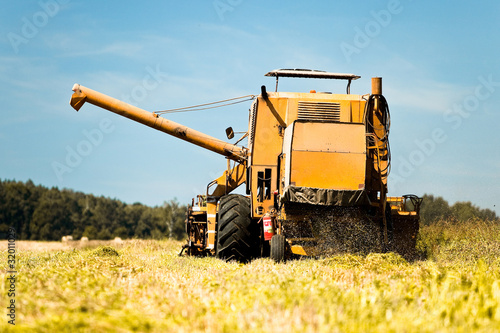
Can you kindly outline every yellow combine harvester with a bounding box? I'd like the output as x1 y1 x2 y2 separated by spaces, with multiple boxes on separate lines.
70 69 421 262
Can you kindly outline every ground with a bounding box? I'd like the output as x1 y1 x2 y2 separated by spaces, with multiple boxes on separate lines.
1 220 499 332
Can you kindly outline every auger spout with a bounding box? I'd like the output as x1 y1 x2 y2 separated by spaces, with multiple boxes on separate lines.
70 84 247 163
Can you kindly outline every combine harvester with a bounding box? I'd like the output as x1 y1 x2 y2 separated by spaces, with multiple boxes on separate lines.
70 69 421 262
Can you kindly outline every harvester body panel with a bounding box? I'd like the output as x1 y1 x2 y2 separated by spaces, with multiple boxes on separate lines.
285 121 366 191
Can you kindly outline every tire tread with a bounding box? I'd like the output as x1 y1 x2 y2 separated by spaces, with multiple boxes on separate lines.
216 194 259 263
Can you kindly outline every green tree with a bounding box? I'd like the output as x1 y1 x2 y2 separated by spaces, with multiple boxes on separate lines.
451 201 498 222
0 178 188 241
135 208 156 238
123 203 147 238
0 179 42 239
163 199 187 240
419 194 452 225
30 188 75 240
114 226 129 239
83 225 98 239
420 194 498 225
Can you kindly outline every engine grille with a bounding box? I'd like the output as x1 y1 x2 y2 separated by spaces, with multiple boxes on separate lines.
297 101 341 121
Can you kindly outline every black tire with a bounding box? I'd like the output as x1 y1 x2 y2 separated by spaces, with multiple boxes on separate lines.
216 194 259 263
270 234 286 263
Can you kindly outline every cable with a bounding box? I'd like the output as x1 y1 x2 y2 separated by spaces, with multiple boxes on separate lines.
364 94 392 180
234 132 248 146
153 95 256 114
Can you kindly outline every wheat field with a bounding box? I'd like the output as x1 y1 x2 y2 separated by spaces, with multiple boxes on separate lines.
1 220 500 332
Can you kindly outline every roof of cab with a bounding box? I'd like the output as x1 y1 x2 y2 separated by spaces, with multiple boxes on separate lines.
265 69 360 80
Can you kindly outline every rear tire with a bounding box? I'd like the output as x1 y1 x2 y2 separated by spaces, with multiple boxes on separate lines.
216 194 259 263
270 234 286 263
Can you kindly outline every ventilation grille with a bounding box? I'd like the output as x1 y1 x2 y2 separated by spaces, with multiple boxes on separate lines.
297 101 341 121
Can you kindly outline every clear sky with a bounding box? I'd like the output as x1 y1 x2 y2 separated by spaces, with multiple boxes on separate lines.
1 0 499 214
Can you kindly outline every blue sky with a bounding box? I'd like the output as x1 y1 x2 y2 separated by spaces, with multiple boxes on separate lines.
1 0 499 214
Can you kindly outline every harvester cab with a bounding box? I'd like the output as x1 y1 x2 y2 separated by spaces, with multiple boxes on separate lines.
69 68 421 263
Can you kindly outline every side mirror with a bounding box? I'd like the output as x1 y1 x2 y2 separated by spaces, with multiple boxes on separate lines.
225 127 234 140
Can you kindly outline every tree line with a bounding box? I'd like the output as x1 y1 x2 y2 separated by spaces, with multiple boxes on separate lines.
0 179 498 241
419 194 498 225
0 179 187 241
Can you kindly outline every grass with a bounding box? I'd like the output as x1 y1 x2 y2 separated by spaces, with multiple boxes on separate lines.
1 220 500 332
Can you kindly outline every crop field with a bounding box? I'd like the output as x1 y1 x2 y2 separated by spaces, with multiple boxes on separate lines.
1 220 500 332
